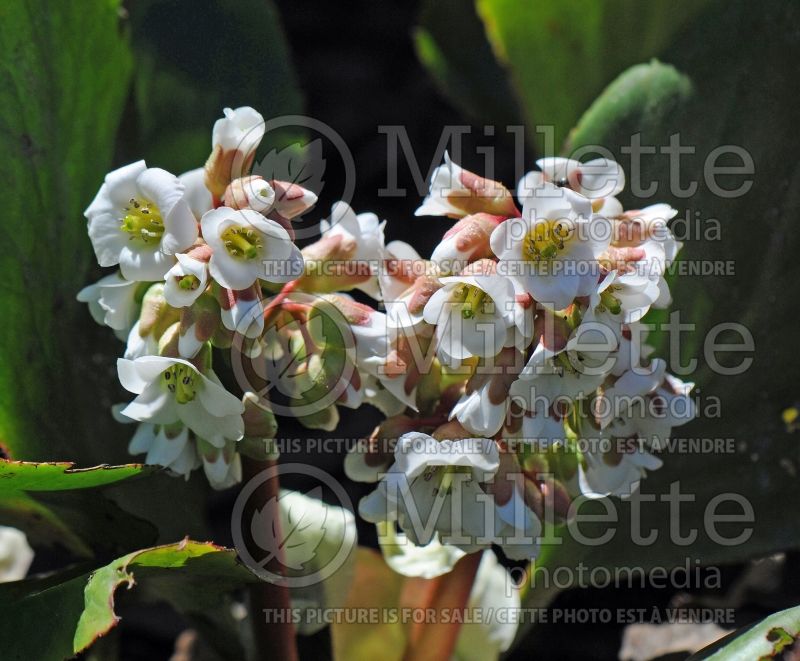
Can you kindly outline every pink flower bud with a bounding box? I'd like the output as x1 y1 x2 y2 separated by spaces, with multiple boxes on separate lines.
431 213 504 271
271 180 318 219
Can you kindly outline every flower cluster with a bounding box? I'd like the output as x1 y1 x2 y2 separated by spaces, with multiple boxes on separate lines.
80 107 307 488
80 108 694 559
344 154 695 560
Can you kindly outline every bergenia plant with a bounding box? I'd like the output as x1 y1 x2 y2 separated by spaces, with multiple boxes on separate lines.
78 107 696 657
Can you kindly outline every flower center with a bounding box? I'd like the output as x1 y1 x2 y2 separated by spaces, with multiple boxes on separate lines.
222 226 262 260
121 197 164 246
523 219 574 261
451 284 490 319
162 364 198 404
597 286 622 314
178 274 201 290
422 465 473 496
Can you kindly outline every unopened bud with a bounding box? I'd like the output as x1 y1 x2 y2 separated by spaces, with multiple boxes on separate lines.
223 175 276 214
431 214 504 272
271 180 318 219
431 419 471 441
242 392 278 440
139 283 180 339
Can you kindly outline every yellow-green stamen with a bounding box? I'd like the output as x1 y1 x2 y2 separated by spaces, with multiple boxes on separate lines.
121 197 164 245
523 220 574 262
599 287 622 315
162 364 199 404
178 274 201 290
221 226 262 260
452 284 489 319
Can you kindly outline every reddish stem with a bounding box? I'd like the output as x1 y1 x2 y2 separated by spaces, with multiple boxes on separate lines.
262 279 299 328
401 551 483 661
243 458 298 661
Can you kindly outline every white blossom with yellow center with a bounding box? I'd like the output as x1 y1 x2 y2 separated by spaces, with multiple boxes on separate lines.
201 207 303 290
423 273 516 363
491 182 610 310
117 356 244 447
86 161 199 281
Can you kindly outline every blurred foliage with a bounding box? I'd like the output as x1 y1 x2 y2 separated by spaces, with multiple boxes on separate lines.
414 0 521 128
0 460 155 556
127 0 304 175
0 540 257 661
417 0 710 151
0 0 132 462
689 604 800 659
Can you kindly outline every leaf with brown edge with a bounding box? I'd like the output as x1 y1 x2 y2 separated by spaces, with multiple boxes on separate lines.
0 539 259 661
0 460 157 557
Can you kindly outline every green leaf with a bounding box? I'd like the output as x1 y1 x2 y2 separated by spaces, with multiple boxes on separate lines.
0 460 156 556
125 0 304 175
0 539 258 661
414 0 521 127
564 60 693 154
516 0 800 637
0 0 133 462
473 0 711 150
689 605 800 660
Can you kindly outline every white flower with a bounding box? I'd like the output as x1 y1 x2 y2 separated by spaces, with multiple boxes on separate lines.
584 270 660 332
212 106 265 155
128 422 200 478
362 374 408 417
217 283 265 339
597 358 667 430
415 151 472 217
178 168 213 220
379 239 423 302
415 152 518 218
510 354 606 413
491 182 610 310
198 438 243 490
611 321 654 377
360 432 540 559
0 526 34 582
124 320 158 359
505 410 567 451
222 175 278 215
613 373 696 450
577 435 663 499
378 524 466 578
118 356 244 446
86 161 199 281
201 207 303 290
518 157 625 201
164 252 210 308
451 348 523 437
423 271 515 363
359 432 500 554
455 551 520 661
77 271 140 340
320 201 387 299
